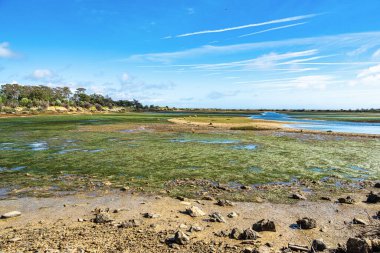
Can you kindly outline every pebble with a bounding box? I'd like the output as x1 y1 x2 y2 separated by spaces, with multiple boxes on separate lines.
1 211 22 219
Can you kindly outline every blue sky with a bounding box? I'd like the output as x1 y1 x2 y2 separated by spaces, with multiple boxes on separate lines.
1 0 380 109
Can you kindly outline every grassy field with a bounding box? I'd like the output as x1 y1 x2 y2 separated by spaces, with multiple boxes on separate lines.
0 113 379 202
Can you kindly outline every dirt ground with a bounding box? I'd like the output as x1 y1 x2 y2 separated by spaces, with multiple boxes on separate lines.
0 186 378 253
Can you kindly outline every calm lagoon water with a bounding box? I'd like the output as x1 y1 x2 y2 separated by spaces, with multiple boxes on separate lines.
251 112 380 135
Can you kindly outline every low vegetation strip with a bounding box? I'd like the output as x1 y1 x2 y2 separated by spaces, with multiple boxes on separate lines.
0 113 379 202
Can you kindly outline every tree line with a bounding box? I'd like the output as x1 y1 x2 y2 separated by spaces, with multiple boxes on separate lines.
0 84 158 111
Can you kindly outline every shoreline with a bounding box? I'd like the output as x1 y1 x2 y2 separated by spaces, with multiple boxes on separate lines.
1 189 378 252
168 117 380 138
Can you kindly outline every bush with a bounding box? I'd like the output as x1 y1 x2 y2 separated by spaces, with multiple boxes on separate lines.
55 99 62 106
95 103 103 111
83 102 92 109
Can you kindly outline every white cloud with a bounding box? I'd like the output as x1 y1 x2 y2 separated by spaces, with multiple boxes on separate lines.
349 64 380 86
32 69 53 79
174 13 318 38
291 75 334 89
0 42 16 58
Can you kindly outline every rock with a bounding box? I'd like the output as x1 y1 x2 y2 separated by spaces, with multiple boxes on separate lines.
377 211 380 218
189 225 203 232
142 213 160 219
120 186 129 191
241 185 251 190
240 228 258 240
202 196 214 201
216 199 234 206
176 196 187 201
320 196 332 201
366 191 380 203
1 211 22 219
94 212 113 224
179 224 188 229
209 212 226 223
374 182 380 188
78 218 84 222
338 196 355 204
353 218 368 225
346 237 371 253
291 193 307 200
372 239 380 252
254 196 264 203
252 219 276 232
214 230 230 237
227 212 238 218
296 217 317 229
174 231 190 245
265 242 274 247
312 239 327 251
243 247 254 253
118 219 142 228
186 206 206 217
229 227 243 240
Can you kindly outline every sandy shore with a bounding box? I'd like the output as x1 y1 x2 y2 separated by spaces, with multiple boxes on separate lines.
169 118 380 138
0 188 378 252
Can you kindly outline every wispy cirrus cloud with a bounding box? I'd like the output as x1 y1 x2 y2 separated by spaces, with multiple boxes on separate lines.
172 13 318 38
239 22 306 38
127 31 380 63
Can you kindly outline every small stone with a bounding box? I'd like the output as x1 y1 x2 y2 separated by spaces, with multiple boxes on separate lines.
374 182 380 188
353 217 368 225
180 201 191 206
78 218 84 222
189 225 203 232
179 224 188 229
120 186 129 191
143 213 160 219
118 219 142 228
265 242 274 247
227 212 238 218
1 211 22 219
320 196 331 201
202 196 214 201
8 237 21 242
174 231 190 245
176 196 187 201
346 237 371 253
372 239 380 252
209 212 226 223
366 191 380 203
186 206 206 217
254 197 264 203
291 193 307 200
338 196 355 204
216 199 234 206
252 219 276 232
296 217 317 229
243 247 254 253
312 239 327 251
229 227 243 240
94 213 113 224
240 228 258 240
